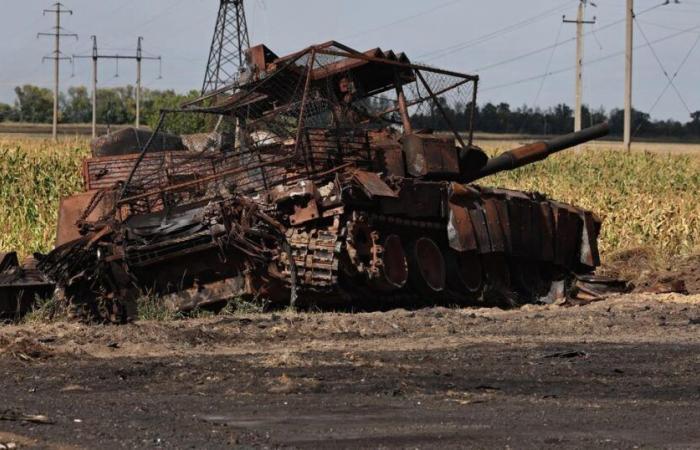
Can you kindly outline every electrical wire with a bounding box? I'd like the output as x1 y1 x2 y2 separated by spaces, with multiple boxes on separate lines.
632 21 700 136
479 22 700 92
466 1 669 74
419 0 577 61
634 17 693 114
340 0 466 40
101 0 139 19
518 21 565 133
590 20 605 50
636 19 700 34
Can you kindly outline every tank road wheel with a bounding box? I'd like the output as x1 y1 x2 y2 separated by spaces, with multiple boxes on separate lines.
346 215 409 293
407 237 447 298
446 250 484 303
376 234 408 290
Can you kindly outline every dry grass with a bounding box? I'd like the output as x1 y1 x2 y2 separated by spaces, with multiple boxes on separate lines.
0 136 698 265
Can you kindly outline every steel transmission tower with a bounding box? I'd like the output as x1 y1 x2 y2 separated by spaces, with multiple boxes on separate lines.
202 0 250 94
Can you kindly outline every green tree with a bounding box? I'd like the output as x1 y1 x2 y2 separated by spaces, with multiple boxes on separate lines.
14 85 54 123
96 88 133 125
547 104 574 134
688 111 700 136
609 108 650 137
0 103 17 122
61 86 92 123
479 103 499 132
141 89 207 134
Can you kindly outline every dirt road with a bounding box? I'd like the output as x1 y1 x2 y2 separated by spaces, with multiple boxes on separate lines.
1 293 700 449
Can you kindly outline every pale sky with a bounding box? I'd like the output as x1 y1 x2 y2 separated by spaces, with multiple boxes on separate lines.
1 0 699 121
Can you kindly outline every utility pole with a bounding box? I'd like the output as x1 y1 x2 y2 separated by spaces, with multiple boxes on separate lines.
91 36 97 137
563 1 596 133
136 37 143 129
73 36 99 138
624 0 634 150
74 37 161 135
38 2 77 141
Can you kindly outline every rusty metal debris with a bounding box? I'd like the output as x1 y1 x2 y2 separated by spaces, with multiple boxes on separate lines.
0 253 54 320
3 41 614 322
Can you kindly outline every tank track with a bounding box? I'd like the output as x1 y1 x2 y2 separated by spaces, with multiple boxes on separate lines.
277 185 600 307
281 223 342 292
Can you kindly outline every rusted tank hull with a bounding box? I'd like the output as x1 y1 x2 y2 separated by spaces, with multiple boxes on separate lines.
30 41 613 322
0 253 54 319
39 175 599 322
275 180 599 307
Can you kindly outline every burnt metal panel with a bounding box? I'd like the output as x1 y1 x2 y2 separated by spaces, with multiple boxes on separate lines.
290 198 321 226
538 202 555 262
352 170 398 199
529 200 543 261
379 146 406 178
493 198 512 254
482 198 505 253
468 207 491 254
553 206 582 269
403 134 459 178
83 152 219 191
507 199 528 258
580 211 601 268
446 204 478 252
397 180 444 218
56 190 115 247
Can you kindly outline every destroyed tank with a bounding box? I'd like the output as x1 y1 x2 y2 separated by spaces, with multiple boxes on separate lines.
40 41 610 322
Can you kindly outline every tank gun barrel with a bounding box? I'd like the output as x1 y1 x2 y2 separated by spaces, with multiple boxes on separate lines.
470 122 610 181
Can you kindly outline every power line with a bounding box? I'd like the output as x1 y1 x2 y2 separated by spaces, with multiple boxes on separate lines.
340 0 466 40
480 22 700 93
419 0 578 61
634 18 693 115
634 31 700 136
636 19 700 34
101 0 139 18
74 36 162 134
468 1 668 74
518 21 565 134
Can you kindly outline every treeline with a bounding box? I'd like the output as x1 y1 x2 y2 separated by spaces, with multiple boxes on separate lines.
410 99 700 139
0 85 205 134
1 84 700 139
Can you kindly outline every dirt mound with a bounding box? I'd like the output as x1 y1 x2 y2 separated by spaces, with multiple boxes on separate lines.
602 248 700 295
0 336 54 361
635 255 700 294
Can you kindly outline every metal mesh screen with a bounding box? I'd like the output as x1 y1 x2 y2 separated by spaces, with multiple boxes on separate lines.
114 43 478 218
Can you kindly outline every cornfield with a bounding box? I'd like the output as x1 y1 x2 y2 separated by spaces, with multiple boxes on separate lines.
485 142 700 262
0 136 88 256
0 136 699 263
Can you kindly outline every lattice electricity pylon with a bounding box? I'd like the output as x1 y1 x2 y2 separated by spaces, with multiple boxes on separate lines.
202 0 250 95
